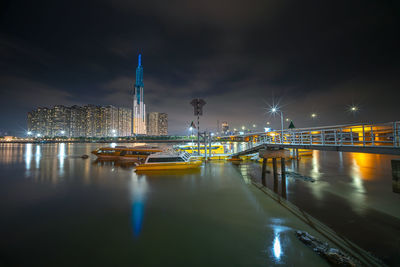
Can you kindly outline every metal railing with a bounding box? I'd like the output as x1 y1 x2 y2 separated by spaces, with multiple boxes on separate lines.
235 122 400 154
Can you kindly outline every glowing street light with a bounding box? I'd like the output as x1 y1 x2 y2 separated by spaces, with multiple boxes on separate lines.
253 124 256 128
285 118 290 122
270 106 284 142
36 133 41 137
266 122 270 125
311 113 317 118
242 126 245 130
350 106 358 112
60 130 65 135
112 129 117 133
27 131 32 135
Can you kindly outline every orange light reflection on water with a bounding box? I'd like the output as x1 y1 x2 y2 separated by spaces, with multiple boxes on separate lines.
350 153 379 181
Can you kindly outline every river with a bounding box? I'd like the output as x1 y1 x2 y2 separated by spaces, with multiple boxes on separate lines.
0 142 398 265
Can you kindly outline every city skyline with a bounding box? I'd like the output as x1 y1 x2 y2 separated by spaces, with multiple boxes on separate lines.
1 0 400 136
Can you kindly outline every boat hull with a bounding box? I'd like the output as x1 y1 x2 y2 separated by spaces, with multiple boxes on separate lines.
135 161 202 171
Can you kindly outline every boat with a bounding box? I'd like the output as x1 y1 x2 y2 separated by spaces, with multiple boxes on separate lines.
135 151 202 171
91 146 163 161
175 143 225 154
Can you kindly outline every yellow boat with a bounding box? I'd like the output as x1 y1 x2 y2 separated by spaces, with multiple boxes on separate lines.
91 146 163 161
175 143 225 154
135 151 202 171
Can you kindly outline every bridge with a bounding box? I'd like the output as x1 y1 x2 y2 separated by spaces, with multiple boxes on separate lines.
229 121 400 156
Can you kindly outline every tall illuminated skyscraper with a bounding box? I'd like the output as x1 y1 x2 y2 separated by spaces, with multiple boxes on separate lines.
132 54 147 135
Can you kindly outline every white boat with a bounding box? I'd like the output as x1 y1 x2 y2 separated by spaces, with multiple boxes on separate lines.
135 151 202 171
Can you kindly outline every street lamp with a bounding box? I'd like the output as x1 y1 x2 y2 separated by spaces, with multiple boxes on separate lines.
311 113 317 118
36 133 41 137
242 126 245 130
270 107 284 143
60 130 65 135
266 122 270 125
27 131 32 135
350 106 358 112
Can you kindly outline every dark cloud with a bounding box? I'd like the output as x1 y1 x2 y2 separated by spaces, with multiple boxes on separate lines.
0 0 399 135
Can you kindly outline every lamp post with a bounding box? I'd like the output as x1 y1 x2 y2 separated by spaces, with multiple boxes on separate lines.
189 127 193 148
271 107 284 143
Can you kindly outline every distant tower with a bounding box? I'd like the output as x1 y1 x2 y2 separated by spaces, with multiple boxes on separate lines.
132 54 146 135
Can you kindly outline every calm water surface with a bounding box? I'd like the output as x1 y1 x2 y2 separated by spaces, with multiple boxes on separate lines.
1 143 330 267
236 148 400 265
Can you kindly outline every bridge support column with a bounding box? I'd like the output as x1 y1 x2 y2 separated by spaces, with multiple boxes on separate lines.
261 158 267 186
281 157 287 199
392 159 400 193
272 158 278 193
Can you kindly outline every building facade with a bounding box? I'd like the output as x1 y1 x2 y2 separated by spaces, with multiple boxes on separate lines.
132 54 146 135
146 112 168 136
27 105 132 137
222 121 229 134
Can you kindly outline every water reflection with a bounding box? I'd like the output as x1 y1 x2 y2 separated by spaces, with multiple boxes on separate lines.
25 143 32 170
310 150 321 179
273 233 282 260
269 220 289 263
59 143 66 175
130 175 148 237
35 145 41 169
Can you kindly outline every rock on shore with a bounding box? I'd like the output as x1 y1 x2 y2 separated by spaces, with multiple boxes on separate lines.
295 230 356 267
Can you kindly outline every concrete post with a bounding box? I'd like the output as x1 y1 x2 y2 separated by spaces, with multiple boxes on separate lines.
281 157 287 198
392 159 400 193
261 158 267 186
273 158 278 193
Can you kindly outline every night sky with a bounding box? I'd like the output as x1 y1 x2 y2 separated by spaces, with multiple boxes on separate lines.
1 0 399 135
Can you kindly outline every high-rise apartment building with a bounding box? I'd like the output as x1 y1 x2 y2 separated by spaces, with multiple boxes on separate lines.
222 121 229 134
132 54 146 135
147 112 168 135
27 105 132 137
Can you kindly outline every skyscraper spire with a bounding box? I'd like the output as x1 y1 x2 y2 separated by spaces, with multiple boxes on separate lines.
132 53 146 135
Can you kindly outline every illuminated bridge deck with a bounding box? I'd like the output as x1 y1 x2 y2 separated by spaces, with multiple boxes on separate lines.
229 122 400 156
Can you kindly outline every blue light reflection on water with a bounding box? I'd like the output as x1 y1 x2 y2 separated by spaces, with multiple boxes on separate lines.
132 202 144 237
269 221 288 263
273 234 282 260
130 175 148 238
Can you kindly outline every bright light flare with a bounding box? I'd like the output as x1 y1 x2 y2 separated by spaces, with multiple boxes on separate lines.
273 234 282 260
